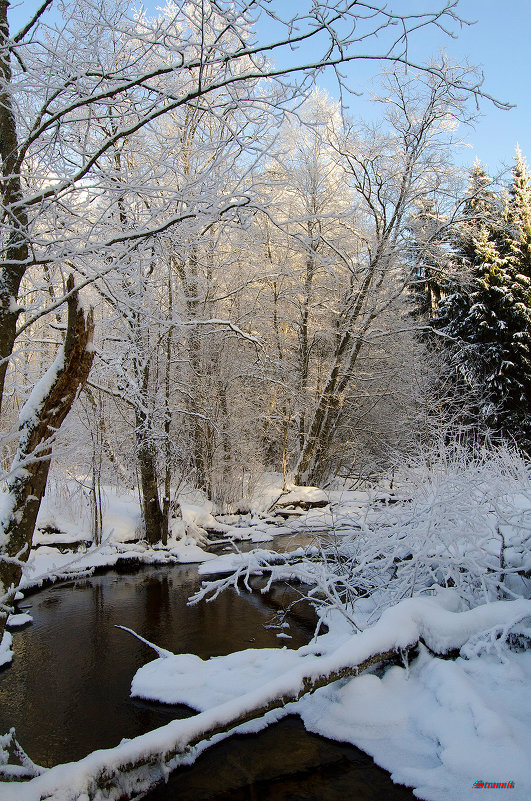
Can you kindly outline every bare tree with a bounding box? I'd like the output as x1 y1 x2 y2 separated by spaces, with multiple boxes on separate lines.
294 64 475 484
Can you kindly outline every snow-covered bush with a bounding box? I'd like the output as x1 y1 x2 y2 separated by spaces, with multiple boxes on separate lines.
355 445 531 609
196 445 531 628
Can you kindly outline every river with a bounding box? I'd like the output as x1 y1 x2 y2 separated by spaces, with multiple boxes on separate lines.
0 544 415 800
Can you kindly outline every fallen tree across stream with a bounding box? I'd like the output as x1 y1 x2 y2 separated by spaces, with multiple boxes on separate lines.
1 596 530 801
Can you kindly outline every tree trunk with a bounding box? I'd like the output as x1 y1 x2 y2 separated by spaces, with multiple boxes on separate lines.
135 363 163 545
294 262 380 485
136 433 164 546
161 268 174 546
0 0 29 413
297 252 315 452
294 331 352 484
0 277 94 639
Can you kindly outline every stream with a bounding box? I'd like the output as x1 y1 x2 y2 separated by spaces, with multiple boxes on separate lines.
0 539 415 800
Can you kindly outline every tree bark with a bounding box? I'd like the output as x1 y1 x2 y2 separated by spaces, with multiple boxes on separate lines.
135 361 164 546
294 254 388 485
185 250 211 495
297 251 315 452
0 277 94 639
161 271 174 547
136 435 164 546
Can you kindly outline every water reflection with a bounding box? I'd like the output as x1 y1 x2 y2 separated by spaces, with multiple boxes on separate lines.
0 563 311 767
145 716 415 801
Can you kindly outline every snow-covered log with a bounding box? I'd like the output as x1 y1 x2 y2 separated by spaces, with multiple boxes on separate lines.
0 729 45 782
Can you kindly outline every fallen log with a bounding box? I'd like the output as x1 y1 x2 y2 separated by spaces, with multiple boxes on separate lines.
1 640 417 801
0 730 45 782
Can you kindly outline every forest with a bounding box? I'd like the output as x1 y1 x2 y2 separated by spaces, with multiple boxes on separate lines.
0 1 530 800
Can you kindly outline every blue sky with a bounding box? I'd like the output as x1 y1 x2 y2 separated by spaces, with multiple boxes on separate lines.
392 0 530 176
254 0 529 177
448 0 529 173
9 0 530 177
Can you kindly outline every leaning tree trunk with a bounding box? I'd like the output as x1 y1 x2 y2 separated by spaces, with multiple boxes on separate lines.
294 260 381 485
0 277 94 639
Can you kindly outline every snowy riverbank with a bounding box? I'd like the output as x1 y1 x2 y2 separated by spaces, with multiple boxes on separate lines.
2 454 531 799
130 592 531 801
0 478 333 666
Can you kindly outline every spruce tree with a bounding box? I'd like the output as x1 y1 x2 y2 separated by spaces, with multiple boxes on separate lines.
435 163 499 433
437 161 499 327
454 159 501 264
438 154 531 452
408 200 445 323
505 146 531 275
496 148 531 449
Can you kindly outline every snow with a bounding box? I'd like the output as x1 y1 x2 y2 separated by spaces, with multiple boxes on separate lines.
17 347 65 432
132 647 303 709
6 613 32 628
0 630 13 667
0 599 528 800
197 547 302 578
1 465 530 799
299 647 531 801
2 479 325 598
32 529 90 547
34 485 142 546
180 504 230 534
273 486 329 507
129 596 531 801
19 538 217 592
210 525 274 543
26 483 308 554
247 475 331 515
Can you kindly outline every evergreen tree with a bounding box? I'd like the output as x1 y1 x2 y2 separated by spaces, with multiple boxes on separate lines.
438 154 531 452
505 146 531 275
437 161 500 333
434 163 499 437
496 148 531 448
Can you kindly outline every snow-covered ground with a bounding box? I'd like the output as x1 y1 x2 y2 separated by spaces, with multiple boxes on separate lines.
19 538 217 592
18 481 383 594
16 479 337 592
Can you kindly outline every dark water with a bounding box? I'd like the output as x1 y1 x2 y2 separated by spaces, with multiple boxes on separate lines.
0 555 415 800
146 715 416 801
